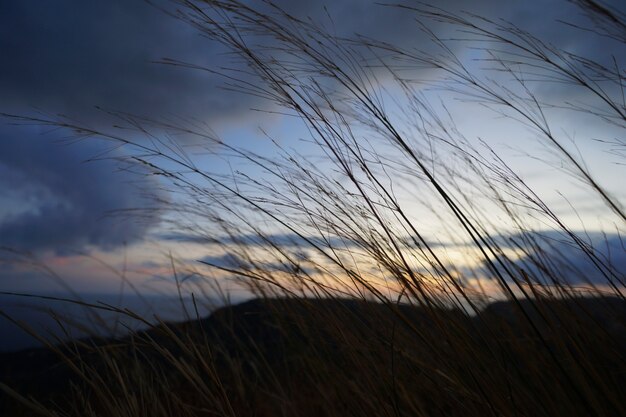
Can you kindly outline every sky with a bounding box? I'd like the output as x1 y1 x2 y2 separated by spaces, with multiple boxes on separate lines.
0 0 625 304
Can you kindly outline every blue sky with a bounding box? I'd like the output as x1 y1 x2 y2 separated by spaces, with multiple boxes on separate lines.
0 0 624 298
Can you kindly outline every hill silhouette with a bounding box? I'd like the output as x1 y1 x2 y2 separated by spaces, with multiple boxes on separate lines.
1 296 625 416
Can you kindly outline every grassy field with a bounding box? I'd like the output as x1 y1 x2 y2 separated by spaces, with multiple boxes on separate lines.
2 296 625 416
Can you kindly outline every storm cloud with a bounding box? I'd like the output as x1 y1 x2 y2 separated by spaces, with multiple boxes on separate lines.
0 0 242 125
491 231 626 286
4 0 624 114
0 125 161 253
2 0 621 127
0 0 495 126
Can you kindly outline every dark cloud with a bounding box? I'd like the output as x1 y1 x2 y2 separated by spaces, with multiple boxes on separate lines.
0 125 161 253
161 231 361 249
0 0 522 127
199 252 313 275
491 231 626 286
2 0 621 127
199 253 245 270
0 0 244 126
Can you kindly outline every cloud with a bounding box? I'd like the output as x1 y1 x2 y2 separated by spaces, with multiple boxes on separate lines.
2 0 622 136
0 125 161 254
0 0 249 127
161 231 361 249
199 252 313 275
0 0 549 127
491 231 626 286
200 253 243 270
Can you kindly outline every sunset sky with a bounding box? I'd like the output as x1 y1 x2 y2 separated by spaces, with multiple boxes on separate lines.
1 0 624 300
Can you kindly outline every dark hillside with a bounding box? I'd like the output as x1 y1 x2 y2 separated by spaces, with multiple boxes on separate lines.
1 296 625 416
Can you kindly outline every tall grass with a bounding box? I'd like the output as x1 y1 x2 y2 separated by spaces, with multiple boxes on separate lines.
1 0 625 415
